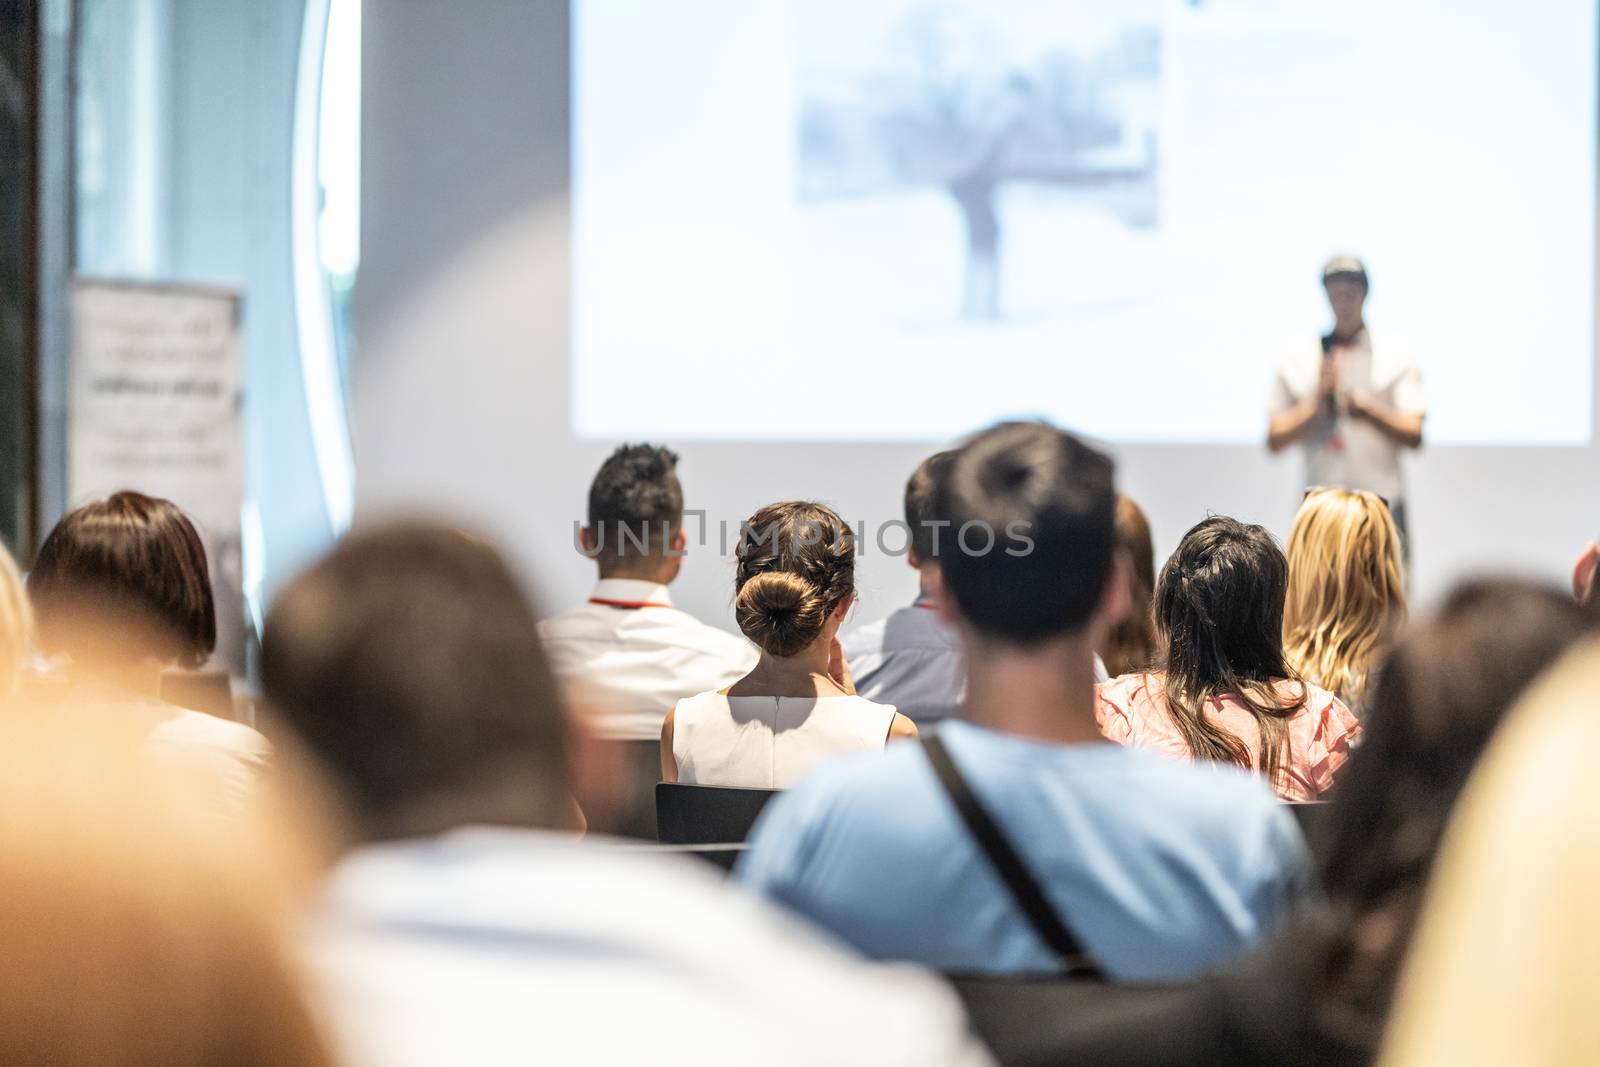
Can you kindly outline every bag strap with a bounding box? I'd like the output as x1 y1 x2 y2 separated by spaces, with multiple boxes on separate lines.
921 733 1102 977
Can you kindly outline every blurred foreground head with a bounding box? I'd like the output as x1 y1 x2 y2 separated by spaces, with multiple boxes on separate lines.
262 521 575 843
29 491 216 671
0 711 332 1065
1381 633 1600 1065
0 540 32 695
1296 579 1594 1058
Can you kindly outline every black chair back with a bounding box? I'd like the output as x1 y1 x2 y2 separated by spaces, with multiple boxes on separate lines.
655 783 777 845
951 975 1193 1067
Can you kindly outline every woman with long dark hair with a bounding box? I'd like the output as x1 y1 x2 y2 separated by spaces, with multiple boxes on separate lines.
1097 516 1358 800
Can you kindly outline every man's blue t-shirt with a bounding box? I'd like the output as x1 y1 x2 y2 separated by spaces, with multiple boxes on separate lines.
736 721 1311 981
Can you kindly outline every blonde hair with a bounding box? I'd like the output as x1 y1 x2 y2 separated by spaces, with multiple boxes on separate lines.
1283 489 1406 707
0 542 31 695
1380 638 1600 1066
0 709 336 1065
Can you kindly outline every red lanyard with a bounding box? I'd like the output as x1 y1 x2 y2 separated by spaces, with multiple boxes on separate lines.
588 597 671 610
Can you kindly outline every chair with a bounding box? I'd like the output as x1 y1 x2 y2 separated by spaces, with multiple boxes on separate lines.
655 783 777 845
951 976 1196 1067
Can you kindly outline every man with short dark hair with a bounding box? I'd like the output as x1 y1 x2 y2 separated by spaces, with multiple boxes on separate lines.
739 422 1308 980
541 445 756 833
262 523 989 1067
841 452 965 723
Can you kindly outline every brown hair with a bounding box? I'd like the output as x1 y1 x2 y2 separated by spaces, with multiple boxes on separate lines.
263 522 575 843
1102 495 1157 677
29 491 216 668
0 710 334 1066
735 502 854 657
905 451 957 564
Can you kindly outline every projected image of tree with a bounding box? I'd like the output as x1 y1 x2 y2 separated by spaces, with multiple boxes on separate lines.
797 0 1161 323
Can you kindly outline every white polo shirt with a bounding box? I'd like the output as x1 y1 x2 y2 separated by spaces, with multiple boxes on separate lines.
539 578 757 741
1271 329 1425 504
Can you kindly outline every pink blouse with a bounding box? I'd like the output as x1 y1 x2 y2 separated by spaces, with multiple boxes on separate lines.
1096 673 1360 801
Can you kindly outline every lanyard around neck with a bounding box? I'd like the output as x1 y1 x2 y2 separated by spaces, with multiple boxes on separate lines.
589 597 671 610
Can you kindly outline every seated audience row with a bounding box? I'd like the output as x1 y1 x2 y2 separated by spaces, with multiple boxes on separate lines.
3 414 1588 1066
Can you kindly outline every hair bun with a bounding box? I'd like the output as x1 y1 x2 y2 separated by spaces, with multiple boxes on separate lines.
736 571 827 657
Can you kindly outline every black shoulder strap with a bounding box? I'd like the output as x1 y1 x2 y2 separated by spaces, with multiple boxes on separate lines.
921 733 1102 977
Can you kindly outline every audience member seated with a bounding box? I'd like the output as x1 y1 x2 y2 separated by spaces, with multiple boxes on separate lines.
1100 495 1158 678
1097 516 1359 801
738 423 1308 981
26 491 269 801
1282 488 1406 712
973 578 1593 1067
664 502 917 787
262 522 988 1067
0 707 333 1065
0 541 31 697
541 444 756 834
841 451 966 723
1380 626 1600 1066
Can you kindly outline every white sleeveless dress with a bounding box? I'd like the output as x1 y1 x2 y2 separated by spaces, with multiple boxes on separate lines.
671 692 898 788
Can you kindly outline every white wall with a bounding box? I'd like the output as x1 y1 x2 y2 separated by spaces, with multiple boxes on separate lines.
354 0 1600 633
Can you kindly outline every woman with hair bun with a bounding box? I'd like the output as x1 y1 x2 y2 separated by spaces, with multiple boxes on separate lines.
662 502 917 788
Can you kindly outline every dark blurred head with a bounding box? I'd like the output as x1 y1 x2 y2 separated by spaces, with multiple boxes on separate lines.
261 522 573 844
1305 579 1597 1053
584 444 684 578
29 491 216 669
905 450 957 568
934 421 1117 646
735 502 855 658
1102 495 1157 677
1156 516 1303 782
